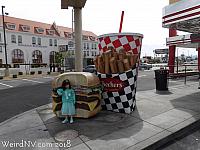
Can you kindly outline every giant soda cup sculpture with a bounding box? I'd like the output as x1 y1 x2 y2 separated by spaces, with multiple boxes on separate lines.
96 33 143 114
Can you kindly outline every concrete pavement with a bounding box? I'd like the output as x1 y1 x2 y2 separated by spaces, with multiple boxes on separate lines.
0 81 199 150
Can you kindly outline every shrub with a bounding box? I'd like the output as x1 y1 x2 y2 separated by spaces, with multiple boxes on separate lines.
18 72 23 75
13 74 17 78
30 71 35 75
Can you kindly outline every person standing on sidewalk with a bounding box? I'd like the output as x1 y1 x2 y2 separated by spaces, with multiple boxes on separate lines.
57 79 76 124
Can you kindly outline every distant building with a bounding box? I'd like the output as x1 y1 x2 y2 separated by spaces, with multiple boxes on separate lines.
141 56 153 63
153 48 169 63
0 16 99 68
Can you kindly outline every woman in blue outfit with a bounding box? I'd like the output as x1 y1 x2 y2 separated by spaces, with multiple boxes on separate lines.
57 79 76 124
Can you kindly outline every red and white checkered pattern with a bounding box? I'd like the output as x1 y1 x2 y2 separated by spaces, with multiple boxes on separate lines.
98 33 143 54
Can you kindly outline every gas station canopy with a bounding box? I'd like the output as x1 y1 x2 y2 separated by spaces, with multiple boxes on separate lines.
162 0 200 33
166 33 200 48
61 0 87 9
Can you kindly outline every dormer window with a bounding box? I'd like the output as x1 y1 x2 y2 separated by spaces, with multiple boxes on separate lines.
64 32 70 38
68 34 72 39
46 29 55 35
20 25 30 32
89 36 95 41
35 27 44 34
82 35 88 40
5 23 16 30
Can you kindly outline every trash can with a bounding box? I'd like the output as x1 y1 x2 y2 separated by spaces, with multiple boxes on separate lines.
155 69 169 91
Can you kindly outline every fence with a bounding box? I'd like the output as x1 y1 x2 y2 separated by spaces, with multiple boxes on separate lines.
168 64 199 85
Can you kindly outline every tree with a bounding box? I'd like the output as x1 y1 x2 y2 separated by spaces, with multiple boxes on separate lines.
55 52 64 67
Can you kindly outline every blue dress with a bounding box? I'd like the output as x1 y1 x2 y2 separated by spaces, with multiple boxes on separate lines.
57 88 76 116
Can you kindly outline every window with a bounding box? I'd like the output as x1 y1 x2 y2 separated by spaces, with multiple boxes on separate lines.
54 39 57 46
68 41 74 48
0 33 1 42
71 50 74 55
68 34 72 39
18 35 22 44
6 23 16 30
94 51 97 56
84 43 86 49
49 51 56 64
49 39 53 46
91 43 93 49
87 43 89 49
32 37 36 44
32 50 42 63
11 35 16 43
35 27 44 34
87 51 89 56
82 35 88 40
95 43 97 49
12 49 24 63
0 46 2 53
91 51 94 56
46 29 55 35
20 25 30 32
38 38 41 45
89 36 95 41
84 51 86 57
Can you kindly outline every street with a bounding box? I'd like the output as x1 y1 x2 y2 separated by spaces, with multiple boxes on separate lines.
0 71 199 149
0 77 53 123
160 127 200 150
1 70 198 124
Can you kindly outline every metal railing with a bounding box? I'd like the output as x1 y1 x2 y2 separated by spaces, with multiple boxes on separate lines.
168 64 199 85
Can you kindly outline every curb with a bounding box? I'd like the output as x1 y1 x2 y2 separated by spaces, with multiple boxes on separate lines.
142 115 200 150
1 74 58 81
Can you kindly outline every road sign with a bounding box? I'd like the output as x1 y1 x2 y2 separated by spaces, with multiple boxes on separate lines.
154 48 169 54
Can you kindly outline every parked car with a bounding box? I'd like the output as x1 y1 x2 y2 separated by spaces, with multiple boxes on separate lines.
139 63 152 70
83 65 97 73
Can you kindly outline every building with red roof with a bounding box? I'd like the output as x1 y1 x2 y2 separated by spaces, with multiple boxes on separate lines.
0 16 98 69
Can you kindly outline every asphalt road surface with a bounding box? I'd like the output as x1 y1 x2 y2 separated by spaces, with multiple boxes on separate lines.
0 71 198 123
0 77 53 123
160 127 200 150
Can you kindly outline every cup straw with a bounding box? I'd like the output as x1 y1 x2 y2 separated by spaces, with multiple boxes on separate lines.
119 11 124 33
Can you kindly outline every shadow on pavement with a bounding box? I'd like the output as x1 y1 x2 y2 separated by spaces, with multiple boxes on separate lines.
42 107 143 142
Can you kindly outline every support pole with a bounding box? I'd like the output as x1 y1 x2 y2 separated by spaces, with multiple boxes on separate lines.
74 8 83 72
198 47 200 72
198 47 200 89
168 0 179 74
168 29 177 74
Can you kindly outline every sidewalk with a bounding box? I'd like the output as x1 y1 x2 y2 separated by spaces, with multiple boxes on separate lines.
0 82 200 150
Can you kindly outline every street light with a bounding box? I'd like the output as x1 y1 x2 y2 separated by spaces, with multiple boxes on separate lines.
1 6 9 77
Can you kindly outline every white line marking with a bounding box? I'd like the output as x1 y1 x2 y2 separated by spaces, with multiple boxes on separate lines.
0 82 13 87
22 79 44 83
138 75 147 78
43 76 54 79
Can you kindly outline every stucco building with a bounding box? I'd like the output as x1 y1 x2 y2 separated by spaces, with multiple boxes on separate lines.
0 16 98 69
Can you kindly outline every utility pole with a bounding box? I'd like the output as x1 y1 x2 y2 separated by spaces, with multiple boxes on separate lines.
1 6 9 77
61 0 87 72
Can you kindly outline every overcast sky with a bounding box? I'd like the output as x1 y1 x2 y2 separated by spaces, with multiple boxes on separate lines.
1 0 198 57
